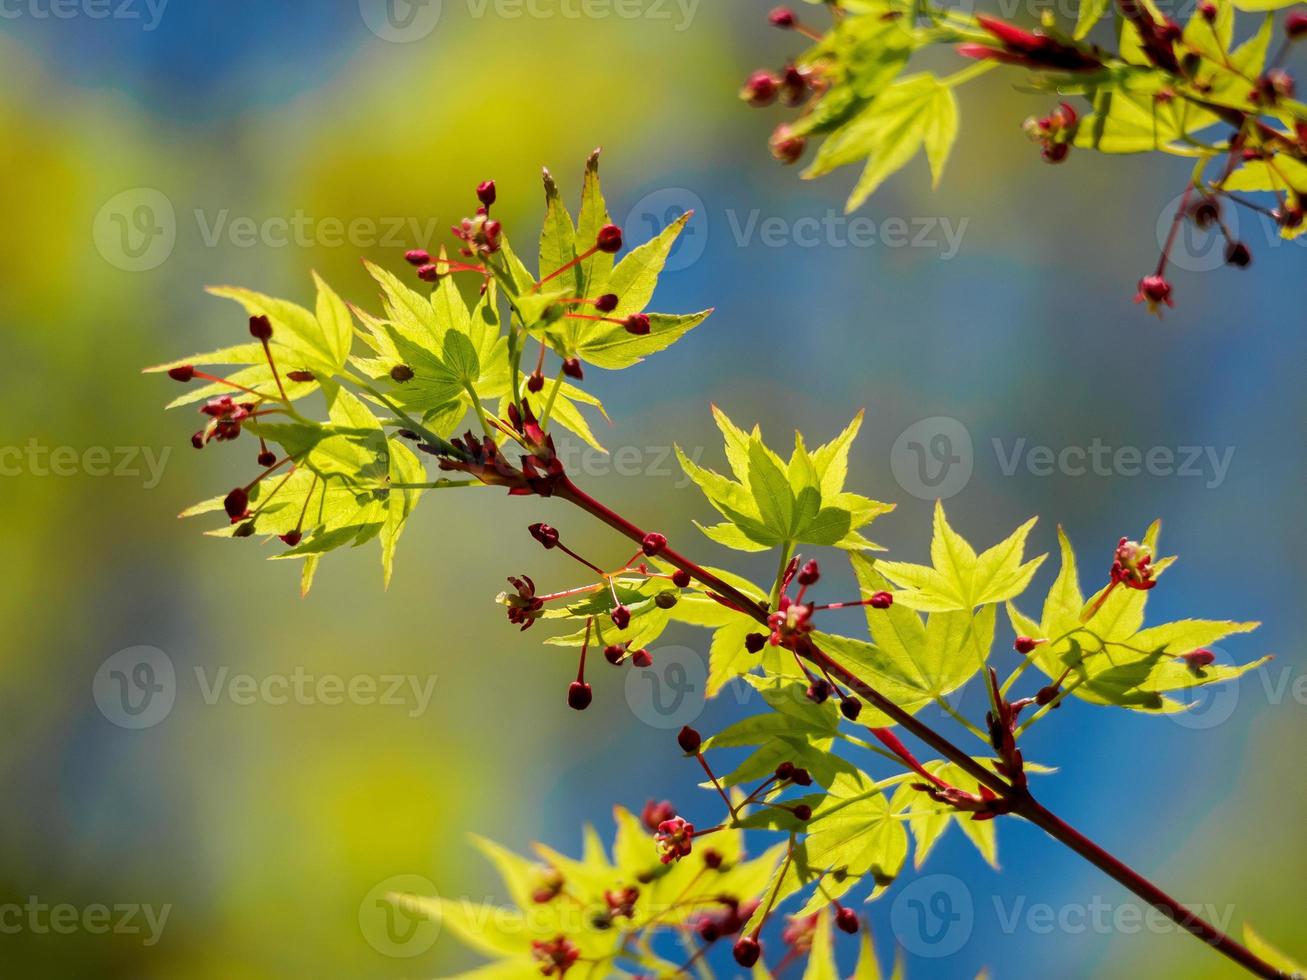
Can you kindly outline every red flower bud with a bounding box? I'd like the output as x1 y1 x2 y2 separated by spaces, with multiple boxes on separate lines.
835 907 859 934
562 357 584 380
224 487 249 521
567 681 593 710
631 649 653 668
477 180 497 208
791 767 813 786
404 249 430 266
768 6 795 28
611 605 631 630
594 293 619 313
733 936 761 968
257 450 277 467
248 315 273 340
806 678 832 703
798 559 820 586
677 725 702 754
167 365 195 382
529 523 560 548
624 313 650 335
793 803 812 821
280 530 302 547
1199 1 1216 23
526 371 545 393
596 224 624 253
741 69 780 107
672 569 692 588
604 644 625 666
745 632 767 654
1225 241 1252 268
416 263 441 283
642 532 667 556
776 762 796 781
1289 11 1307 39
840 697 863 721
869 591 893 609
641 799 676 831
1042 142 1070 164
769 124 807 165
1134 274 1174 314
1014 635 1042 654
1181 648 1217 670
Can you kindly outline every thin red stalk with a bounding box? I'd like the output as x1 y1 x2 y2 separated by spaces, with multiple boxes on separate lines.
551 473 1281 978
193 371 269 400
535 245 598 290
696 753 736 819
259 338 290 403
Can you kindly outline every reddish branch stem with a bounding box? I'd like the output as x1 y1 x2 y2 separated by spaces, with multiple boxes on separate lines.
551 474 1285 979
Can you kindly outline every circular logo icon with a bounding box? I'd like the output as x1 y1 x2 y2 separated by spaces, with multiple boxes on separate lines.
890 873 974 959
93 646 176 729
359 874 441 958
92 188 176 272
358 0 442 42
622 188 708 272
891 416 973 501
624 645 708 729
1157 190 1233 273
1168 645 1241 730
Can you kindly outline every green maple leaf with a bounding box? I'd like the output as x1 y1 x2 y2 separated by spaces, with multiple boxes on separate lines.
875 502 1045 612
678 406 893 554
487 150 712 375
1006 524 1268 711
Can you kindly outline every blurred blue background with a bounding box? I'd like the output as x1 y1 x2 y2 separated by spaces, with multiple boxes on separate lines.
1 0 1303 976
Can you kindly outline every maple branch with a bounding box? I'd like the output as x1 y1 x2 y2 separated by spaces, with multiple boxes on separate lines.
552 473 1285 980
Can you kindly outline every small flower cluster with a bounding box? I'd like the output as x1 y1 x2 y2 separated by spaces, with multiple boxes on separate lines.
498 523 692 710
738 7 832 167
1023 101 1078 164
744 557 892 720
